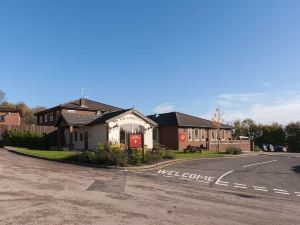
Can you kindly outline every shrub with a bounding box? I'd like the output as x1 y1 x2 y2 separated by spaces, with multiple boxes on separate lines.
160 150 175 159
5 129 56 149
225 146 242 155
285 122 300 153
143 151 163 164
127 148 142 165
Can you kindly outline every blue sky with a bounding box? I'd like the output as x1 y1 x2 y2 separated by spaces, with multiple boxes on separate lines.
1 0 300 124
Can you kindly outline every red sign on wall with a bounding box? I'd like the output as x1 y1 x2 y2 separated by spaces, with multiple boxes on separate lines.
179 133 186 142
129 134 142 148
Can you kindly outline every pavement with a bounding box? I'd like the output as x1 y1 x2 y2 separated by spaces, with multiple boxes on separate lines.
0 148 300 225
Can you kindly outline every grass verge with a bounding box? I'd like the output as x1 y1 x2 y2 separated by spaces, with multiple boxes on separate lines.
15 147 80 161
173 150 226 159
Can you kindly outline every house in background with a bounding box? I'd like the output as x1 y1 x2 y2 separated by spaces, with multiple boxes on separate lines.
0 108 21 126
148 112 250 152
35 98 157 150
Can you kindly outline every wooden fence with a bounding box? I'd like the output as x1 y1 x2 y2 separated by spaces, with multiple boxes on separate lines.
0 124 56 136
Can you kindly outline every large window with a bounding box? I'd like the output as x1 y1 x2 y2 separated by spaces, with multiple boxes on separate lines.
188 129 193 141
201 129 205 141
222 130 226 140
44 114 48 123
212 129 215 140
39 116 43 124
50 112 53 122
194 128 199 141
153 128 159 141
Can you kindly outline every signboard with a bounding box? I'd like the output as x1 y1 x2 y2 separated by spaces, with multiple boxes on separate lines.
179 133 186 142
129 134 142 148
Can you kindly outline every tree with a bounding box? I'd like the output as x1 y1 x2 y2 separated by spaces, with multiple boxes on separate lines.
0 89 5 104
212 108 224 152
285 122 300 152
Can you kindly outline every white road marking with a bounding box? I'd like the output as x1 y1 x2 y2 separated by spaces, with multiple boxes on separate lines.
215 170 234 186
254 188 268 192
234 183 246 186
163 175 174 178
295 192 300 197
234 185 247 189
275 191 290 195
135 172 142 174
253 186 267 189
196 180 210 184
274 189 287 192
243 160 277 168
179 178 191 181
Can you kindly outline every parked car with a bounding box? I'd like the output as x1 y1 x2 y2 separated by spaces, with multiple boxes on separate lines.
267 144 274 152
274 145 287 152
258 143 268 152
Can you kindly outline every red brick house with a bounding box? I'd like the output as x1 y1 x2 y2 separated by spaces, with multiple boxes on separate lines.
0 108 21 126
148 112 250 152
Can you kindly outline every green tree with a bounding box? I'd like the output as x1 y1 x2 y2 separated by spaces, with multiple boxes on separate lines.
285 122 300 152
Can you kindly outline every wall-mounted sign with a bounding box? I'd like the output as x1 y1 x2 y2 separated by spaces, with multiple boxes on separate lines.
129 134 142 148
179 133 186 142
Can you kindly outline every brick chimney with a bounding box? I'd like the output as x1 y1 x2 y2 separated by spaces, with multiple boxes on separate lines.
80 98 85 107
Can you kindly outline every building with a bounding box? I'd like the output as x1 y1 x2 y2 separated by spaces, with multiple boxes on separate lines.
0 108 21 126
35 98 157 150
148 112 250 152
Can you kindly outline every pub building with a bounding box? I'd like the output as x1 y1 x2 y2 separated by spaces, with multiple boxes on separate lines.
35 98 157 150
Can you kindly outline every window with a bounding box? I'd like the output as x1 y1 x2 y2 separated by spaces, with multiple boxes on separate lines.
74 131 78 141
212 129 215 140
80 133 83 141
188 128 193 141
194 128 199 141
68 110 76 113
201 129 205 141
153 128 159 141
0 115 4 122
44 114 48 123
222 130 226 140
39 116 43 124
50 112 53 122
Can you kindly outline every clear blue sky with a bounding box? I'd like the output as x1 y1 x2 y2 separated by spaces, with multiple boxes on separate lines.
1 0 300 124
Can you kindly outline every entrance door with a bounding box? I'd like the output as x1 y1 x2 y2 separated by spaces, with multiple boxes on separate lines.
84 132 89 150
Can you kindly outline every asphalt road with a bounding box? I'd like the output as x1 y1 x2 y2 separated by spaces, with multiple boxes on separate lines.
0 148 300 225
140 154 300 199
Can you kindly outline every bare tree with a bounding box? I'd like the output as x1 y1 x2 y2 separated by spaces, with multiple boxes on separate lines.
0 89 5 104
212 108 224 153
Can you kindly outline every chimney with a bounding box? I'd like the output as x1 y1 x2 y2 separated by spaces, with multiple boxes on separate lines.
80 98 85 107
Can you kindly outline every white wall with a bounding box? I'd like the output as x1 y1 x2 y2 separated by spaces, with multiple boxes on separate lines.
73 124 107 150
71 113 154 150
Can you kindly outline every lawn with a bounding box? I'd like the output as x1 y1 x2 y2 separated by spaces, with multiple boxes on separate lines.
15 147 80 161
172 150 226 159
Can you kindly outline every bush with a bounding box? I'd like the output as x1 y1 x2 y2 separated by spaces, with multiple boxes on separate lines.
127 148 142 165
5 129 56 149
160 150 175 159
144 151 163 164
225 146 242 155
285 122 300 153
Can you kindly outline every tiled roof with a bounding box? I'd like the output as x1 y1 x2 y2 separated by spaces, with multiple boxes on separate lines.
148 112 233 129
60 112 101 126
60 99 123 111
0 108 20 113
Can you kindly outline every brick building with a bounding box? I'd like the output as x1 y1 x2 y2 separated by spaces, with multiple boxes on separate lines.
35 98 156 150
148 112 250 152
0 108 21 126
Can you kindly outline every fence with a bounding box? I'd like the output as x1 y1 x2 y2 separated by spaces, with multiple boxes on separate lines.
0 124 56 136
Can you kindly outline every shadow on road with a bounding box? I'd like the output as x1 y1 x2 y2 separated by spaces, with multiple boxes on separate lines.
291 165 300 174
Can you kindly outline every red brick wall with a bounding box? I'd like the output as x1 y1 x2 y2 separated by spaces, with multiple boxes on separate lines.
0 112 20 126
178 128 208 150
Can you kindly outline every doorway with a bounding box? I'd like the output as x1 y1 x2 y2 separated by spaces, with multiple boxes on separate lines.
84 132 89 150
